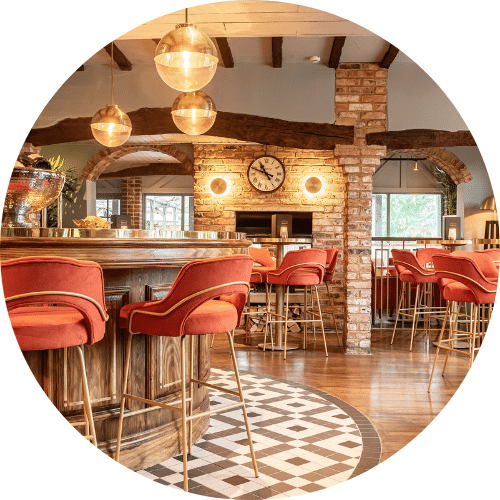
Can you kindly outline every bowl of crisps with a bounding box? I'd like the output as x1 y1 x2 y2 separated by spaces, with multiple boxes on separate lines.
73 215 112 229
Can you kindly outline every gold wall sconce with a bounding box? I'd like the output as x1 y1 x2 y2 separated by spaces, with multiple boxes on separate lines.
305 176 322 194
210 178 228 195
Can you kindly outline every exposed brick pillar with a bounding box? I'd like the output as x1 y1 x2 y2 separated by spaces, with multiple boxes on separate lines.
121 178 142 229
335 63 387 354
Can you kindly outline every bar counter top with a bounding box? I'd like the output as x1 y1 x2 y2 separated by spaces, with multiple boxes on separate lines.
1 227 250 470
0 228 251 268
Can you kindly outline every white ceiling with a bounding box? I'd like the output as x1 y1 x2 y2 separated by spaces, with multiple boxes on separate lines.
85 1 413 69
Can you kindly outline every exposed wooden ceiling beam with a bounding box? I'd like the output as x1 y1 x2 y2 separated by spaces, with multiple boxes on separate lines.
380 44 399 69
104 43 132 71
367 129 476 148
328 36 346 69
99 163 194 178
272 37 283 68
77 65 84 72
25 107 354 150
215 37 234 68
152 39 161 46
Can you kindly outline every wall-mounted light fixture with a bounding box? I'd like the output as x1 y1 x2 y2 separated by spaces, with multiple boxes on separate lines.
305 176 322 195
210 177 228 195
413 160 419 171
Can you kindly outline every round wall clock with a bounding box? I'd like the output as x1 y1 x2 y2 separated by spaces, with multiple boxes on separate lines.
247 155 285 192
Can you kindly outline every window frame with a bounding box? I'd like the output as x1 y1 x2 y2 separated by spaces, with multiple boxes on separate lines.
372 191 444 238
142 193 194 231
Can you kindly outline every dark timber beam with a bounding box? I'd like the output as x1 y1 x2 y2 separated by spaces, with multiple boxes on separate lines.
215 37 234 68
367 129 476 148
104 43 132 71
77 65 84 72
272 37 283 68
99 163 194 178
328 36 346 69
380 44 399 69
25 107 354 150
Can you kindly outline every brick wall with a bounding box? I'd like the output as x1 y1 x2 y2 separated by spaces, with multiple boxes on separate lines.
335 64 387 354
193 144 345 331
121 178 142 229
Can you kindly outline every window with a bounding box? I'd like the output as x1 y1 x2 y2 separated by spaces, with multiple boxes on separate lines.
372 193 442 237
96 199 121 222
144 195 194 231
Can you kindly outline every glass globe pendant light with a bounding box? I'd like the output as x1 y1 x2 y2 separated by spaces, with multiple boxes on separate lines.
171 91 216 135
154 9 218 92
91 42 132 147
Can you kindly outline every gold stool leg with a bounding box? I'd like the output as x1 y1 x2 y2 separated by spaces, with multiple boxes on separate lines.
391 284 405 344
284 285 290 360
313 285 328 357
75 345 97 447
189 335 194 454
442 302 461 376
428 301 450 392
116 332 134 461
409 283 420 352
226 331 259 478
326 282 341 346
180 335 189 491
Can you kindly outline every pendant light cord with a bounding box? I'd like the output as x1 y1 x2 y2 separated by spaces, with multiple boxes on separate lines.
111 41 114 105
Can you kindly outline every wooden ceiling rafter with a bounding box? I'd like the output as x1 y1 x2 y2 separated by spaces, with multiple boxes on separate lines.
380 44 399 69
99 163 194 178
272 37 283 68
104 42 132 71
214 37 235 68
367 129 476 148
328 36 346 69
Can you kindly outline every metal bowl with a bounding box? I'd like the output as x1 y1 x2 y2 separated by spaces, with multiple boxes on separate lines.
2 166 65 228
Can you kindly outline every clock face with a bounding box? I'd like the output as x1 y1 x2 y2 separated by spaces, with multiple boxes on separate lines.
247 156 285 192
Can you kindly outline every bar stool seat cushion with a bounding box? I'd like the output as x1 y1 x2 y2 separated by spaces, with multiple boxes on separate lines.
250 266 275 283
119 298 238 337
267 270 321 286
441 282 476 304
9 306 88 351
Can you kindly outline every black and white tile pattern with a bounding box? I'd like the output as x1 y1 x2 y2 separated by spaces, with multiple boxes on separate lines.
137 368 381 498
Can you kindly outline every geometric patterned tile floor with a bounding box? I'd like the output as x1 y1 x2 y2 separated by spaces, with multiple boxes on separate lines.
137 367 381 498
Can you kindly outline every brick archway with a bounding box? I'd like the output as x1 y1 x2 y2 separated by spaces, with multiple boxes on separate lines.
388 147 472 184
79 144 194 182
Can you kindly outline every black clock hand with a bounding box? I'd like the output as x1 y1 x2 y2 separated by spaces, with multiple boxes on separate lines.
259 162 273 179
250 165 273 179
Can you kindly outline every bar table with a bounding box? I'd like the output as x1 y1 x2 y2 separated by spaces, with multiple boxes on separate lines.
416 238 472 251
249 237 311 351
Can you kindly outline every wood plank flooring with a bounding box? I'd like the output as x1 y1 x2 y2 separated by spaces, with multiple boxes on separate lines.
210 325 470 463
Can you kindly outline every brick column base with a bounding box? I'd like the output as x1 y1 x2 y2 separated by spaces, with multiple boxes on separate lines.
121 178 142 229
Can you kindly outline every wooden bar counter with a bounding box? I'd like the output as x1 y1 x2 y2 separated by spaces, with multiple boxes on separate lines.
0 228 251 470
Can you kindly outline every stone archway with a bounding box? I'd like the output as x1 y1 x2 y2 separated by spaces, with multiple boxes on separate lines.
388 147 472 184
79 144 194 182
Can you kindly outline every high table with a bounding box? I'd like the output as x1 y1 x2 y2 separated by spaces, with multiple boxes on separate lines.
416 238 472 251
249 237 312 351
0 228 250 470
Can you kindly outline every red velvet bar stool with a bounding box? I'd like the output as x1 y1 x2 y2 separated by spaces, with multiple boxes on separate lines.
245 247 276 343
428 253 497 391
321 248 341 346
115 255 259 492
1 256 108 446
391 249 444 351
265 248 327 359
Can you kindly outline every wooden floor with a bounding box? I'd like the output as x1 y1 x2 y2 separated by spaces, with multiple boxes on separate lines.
210 324 470 463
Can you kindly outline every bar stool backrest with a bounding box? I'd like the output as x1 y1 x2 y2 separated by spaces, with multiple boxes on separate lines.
391 249 434 279
451 251 499 279
249 247 275 267
415 247 450 266
325 248 339 275
433 254 497 304
1 256 107 345
475 249 500 264
272 248 327 284
127 255 253 336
